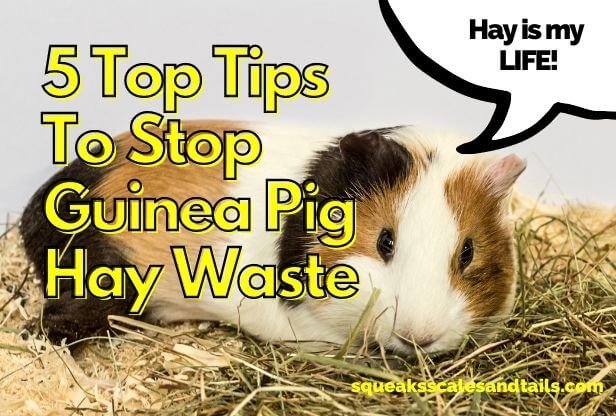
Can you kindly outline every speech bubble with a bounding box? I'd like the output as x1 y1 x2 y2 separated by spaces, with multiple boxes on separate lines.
380 0 616 153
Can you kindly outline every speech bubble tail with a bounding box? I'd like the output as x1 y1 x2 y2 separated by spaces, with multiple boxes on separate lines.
458 99 555 154
492 99 550 141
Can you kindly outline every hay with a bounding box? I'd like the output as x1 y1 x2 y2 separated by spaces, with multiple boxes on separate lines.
0 195 614 415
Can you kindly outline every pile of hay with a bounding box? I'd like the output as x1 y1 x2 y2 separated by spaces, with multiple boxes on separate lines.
0 196 614 415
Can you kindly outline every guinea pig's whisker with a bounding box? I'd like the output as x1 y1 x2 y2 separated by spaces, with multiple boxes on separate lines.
367 273 375 292
391 296 400 336
360 306 391 353
365 306 389 339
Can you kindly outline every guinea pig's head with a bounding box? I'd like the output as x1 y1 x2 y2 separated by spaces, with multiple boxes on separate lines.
280 127 526 354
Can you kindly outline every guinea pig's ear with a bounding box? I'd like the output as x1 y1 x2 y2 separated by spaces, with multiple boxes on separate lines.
486 154 527 195
339 131 383 161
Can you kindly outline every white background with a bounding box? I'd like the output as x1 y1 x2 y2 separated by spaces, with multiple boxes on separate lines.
0 0 614 229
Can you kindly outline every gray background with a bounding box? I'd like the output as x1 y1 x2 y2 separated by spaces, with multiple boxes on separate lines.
1 0 614 228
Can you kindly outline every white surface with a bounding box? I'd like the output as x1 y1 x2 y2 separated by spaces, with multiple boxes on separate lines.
0 0 614 228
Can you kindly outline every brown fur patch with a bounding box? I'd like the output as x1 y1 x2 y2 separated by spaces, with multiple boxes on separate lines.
313 184 403 266
21 119 247 341
93 120 245 299
444 163 516 321
313 142 429 266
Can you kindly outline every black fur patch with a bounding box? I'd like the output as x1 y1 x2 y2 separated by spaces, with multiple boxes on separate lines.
20 160 135 344
277 128 412 300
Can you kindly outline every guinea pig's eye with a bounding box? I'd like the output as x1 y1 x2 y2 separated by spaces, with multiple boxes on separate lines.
377 228 395 261
459 238 474 271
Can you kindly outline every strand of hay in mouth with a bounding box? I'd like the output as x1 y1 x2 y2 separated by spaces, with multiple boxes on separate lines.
0 195 614 415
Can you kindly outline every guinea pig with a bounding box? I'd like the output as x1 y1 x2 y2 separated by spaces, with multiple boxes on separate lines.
20 121 526 354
